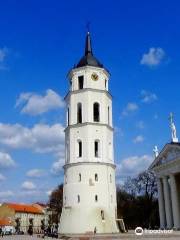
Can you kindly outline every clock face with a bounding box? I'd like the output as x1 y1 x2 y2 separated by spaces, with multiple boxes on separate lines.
91 73 99 81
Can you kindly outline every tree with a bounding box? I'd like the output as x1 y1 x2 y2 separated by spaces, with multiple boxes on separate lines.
15 218 21 233
49 184 63 224
117 171 159 229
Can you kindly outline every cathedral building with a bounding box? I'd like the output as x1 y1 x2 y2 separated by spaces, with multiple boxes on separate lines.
150 114 180 230
58 32 119 234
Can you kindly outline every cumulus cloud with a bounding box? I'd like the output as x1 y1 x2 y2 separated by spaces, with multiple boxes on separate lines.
141 90 158 103
21 181 36 190
51 158 64 175
0 47 8 62
0 47 8 70
16 89 65 116
0 173 6 181
140 47 165 67
136 121 145 129
121 102 139 116
0 123 64 154
46 190 53 196
0 152 15 169
133 135 144 143
117 155 153 177
0 190 14 199
26 169 45 178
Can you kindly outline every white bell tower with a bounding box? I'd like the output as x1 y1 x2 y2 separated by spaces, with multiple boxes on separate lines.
59 32 119 234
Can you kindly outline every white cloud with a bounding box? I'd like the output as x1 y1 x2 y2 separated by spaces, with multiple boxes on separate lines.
117 155 153 177
141 90 158 103
0 123 64 154
0 47 8 62
0 47 9 71
26 169 45 178
140 47 165 67
16 89 65 116
46 190 53 196
51 158 64 175
133 135 144 143
121 102 139 116
0 173 6 181
136 121 145 129
0 190 14 199
0 152 15 169
21 181 36 190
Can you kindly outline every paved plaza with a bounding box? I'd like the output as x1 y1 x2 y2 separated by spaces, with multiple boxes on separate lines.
2 231 180 240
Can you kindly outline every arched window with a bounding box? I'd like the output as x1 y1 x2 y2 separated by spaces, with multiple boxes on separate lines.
105 79 107 89
110 174 112 183
93 103 100 122
95 195 98 202
77 103 82 123
67 108 70 126
108 106 110 125
95 174 98 182
101 210 105 220
77 195 80 203
78 76 84 89
78 140 82 157
94 140 100 157
108 142 112 160
79 173 81 182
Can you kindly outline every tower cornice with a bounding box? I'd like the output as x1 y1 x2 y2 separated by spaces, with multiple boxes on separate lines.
64 88 112 102
63 161 116 170
67 65 110 81
64 122 114 132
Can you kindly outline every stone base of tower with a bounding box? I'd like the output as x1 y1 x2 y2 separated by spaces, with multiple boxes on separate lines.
58 206 119 234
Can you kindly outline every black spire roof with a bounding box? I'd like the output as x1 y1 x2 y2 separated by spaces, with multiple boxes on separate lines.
76 32 104 69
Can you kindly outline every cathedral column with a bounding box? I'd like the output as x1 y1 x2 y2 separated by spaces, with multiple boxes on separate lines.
157 177 166 229
170 174 180 229
163 176 173 229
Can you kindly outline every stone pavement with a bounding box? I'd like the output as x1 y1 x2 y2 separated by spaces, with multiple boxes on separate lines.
2 231 180 240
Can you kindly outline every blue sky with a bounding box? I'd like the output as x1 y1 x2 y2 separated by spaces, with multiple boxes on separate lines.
0 0 180 203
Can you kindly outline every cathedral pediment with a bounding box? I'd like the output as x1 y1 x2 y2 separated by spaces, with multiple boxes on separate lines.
149 142 180 170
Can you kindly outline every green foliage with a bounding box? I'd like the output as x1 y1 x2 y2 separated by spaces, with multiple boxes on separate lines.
117 171 159 229
49 184 63 224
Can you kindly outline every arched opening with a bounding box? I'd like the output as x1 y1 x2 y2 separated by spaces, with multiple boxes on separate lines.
67 108 70 126
110 174 112 183
95 195 98 202
101 210 105 220
77 103 82 123
105 79 107 89
108 106 110 125
78 76 84 89
93 102 100 122
95 173 98 181
79 173 81 182
77 195 80 203
78 140 82 157
94 140 100 157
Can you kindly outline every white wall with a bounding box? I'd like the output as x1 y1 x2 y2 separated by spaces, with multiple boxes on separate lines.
60 163 118 233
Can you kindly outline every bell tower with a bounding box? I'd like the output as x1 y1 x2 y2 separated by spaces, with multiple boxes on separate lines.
59 31 119 234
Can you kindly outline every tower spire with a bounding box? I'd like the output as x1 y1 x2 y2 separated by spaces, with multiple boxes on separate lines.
85 31 93 56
